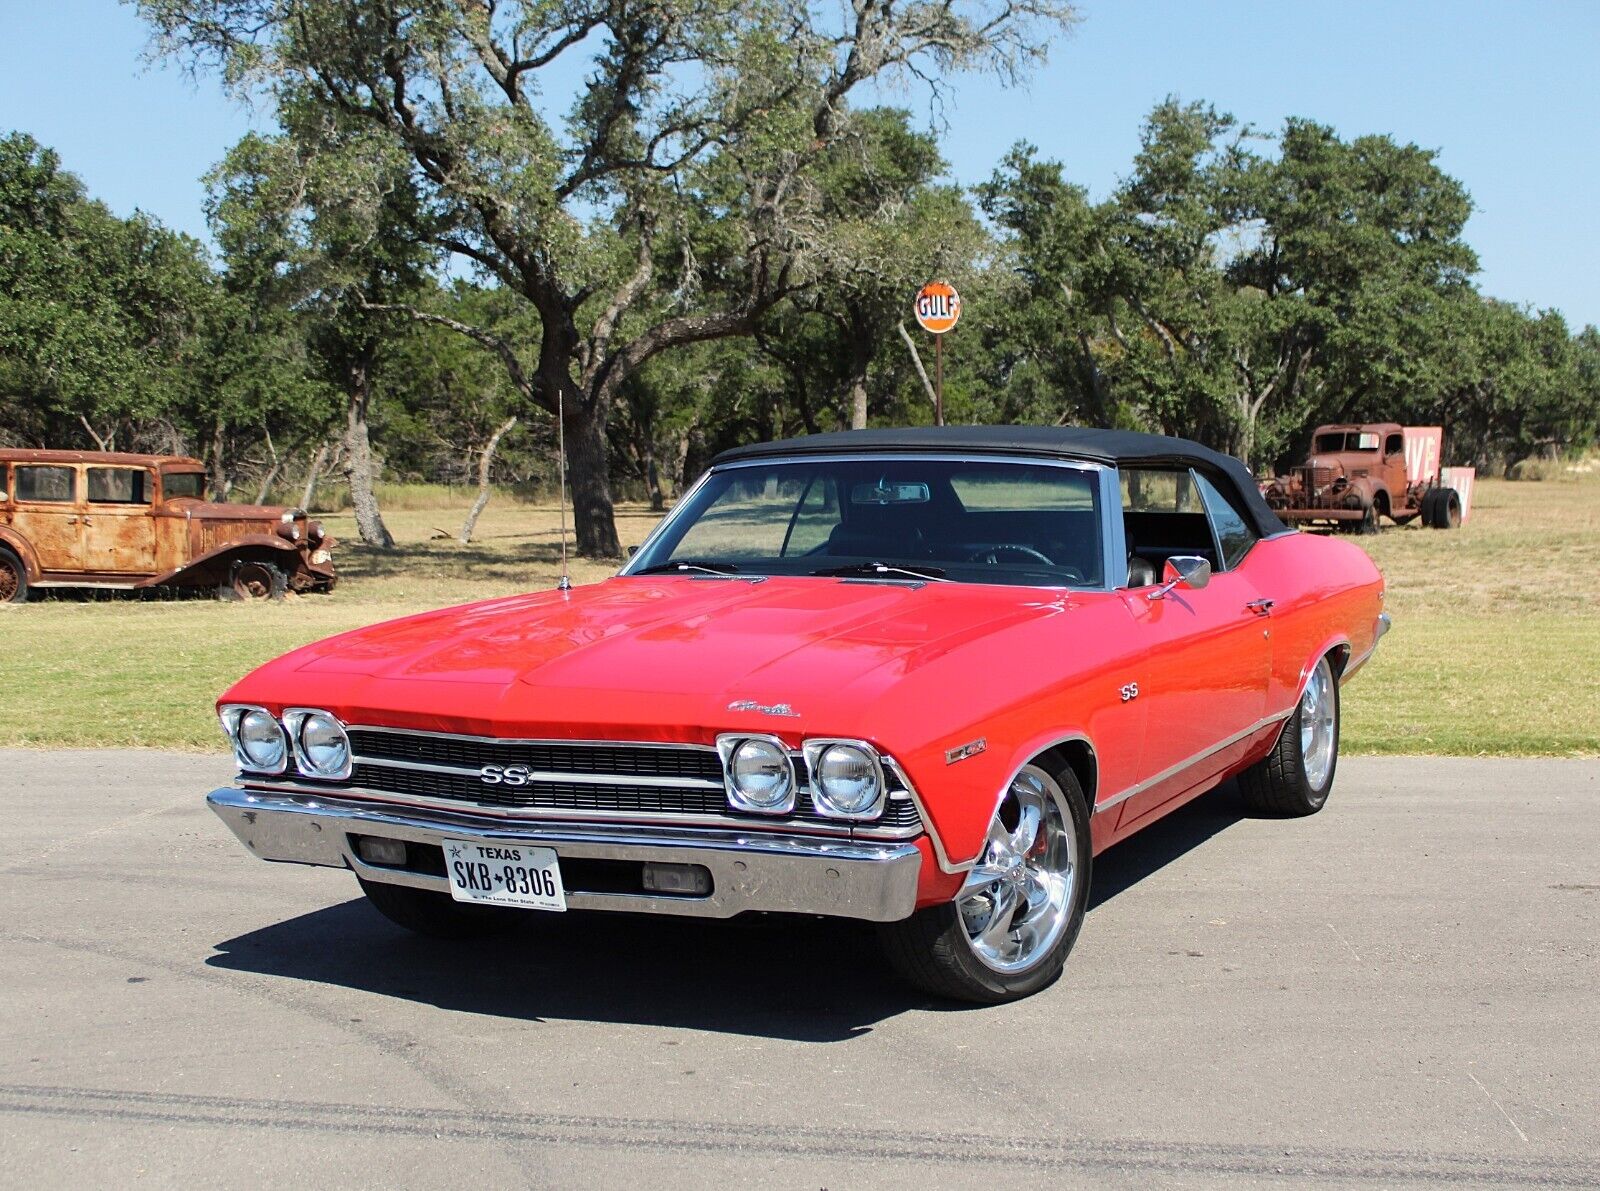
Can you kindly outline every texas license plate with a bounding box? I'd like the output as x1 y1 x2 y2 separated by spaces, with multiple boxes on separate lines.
442 840 566 911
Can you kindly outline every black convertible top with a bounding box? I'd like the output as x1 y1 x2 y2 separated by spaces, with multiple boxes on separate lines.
711 425 1289 537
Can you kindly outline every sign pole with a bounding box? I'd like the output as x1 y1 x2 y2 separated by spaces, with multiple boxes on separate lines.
914 280 960 429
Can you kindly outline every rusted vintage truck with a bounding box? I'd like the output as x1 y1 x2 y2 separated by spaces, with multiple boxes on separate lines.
1262 423 1462 533
0 449 336 603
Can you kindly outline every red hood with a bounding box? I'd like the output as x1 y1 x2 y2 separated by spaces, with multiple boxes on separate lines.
228 576 1095 743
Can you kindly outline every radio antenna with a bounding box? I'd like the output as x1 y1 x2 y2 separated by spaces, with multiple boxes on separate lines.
555 386 572 592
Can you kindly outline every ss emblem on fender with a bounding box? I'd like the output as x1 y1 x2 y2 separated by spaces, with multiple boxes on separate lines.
1119 682 1140 703
480 765 532 786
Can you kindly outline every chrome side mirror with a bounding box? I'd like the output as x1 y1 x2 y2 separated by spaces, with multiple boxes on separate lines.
1148 555 1211 600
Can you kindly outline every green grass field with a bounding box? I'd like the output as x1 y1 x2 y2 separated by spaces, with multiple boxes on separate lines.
1 478 1595 756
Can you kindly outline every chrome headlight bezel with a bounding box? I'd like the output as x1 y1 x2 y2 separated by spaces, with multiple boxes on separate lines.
803 738 887 821
220 704 288 775
283 707 352 780
716 733 797 815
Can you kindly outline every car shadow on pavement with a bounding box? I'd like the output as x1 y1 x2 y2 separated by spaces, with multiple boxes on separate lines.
205 783 1249 1041
1088 780 1249 910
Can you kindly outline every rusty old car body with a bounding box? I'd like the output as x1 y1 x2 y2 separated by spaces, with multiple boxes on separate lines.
0 449 336 603
206 426 1386 1003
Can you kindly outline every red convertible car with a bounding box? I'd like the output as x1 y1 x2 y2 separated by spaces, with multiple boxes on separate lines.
209 427 1388 1002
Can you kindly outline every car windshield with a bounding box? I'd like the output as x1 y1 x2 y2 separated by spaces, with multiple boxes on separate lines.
627 457 1103 588
1314 432 1379 452
162 472 206 499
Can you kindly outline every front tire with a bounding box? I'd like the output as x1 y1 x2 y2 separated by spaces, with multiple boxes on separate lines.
357 876 518 939
879 763 1091 1003
0 549 26 604
1238 655 1340 817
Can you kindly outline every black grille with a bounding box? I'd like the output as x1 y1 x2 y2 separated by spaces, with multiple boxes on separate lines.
329 729 922 832
347 730 724 782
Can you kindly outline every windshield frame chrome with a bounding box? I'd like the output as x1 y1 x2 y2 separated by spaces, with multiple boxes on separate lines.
618 452 1119 592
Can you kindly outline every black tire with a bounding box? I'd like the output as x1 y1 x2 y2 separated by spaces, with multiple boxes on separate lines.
1238 655 1341 817
1420 488 1442 527
357 875 519 939
1436 489 1461 529
0 549 26 604
1356 502 1380 535
218 558 288 601
878 764 1092 1004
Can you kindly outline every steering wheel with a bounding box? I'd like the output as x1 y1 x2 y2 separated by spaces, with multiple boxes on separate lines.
965 544 1056 566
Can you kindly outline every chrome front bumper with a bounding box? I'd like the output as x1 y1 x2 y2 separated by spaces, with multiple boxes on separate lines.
207 788 922 922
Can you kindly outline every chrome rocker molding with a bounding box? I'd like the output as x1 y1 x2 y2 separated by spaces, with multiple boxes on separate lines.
207 787 922 923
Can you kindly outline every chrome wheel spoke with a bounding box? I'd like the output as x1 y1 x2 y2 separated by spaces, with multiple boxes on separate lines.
976 885 1020 953
1008 803 1042 857
959 863 1010 899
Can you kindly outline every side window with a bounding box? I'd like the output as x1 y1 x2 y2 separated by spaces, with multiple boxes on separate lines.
1195 473 1259 570
14 466 76 502
1385 433 1403 456
87 468 152 505
1120 468 1201 513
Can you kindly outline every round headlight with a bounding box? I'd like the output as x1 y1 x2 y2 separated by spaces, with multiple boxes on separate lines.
727 737 794 813
297 711 349 777
812 742 883 818
237 709 286 772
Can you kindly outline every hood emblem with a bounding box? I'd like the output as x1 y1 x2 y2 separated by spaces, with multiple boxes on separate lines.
945 737 987 765
728 700 799 718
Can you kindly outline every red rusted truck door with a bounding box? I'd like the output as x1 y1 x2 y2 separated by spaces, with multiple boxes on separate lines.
83 466 158 574
10 463 85 571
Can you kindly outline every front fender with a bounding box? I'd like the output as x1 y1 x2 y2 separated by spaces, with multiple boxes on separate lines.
0 528 42 580
141 535 304 589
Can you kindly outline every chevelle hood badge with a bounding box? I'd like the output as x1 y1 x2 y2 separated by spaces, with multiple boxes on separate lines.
728 699 800 717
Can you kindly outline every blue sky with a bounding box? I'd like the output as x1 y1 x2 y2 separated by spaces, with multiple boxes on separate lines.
3 0 1597 329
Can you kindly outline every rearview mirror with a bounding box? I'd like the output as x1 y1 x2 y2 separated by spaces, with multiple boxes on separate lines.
1148 555 1211 601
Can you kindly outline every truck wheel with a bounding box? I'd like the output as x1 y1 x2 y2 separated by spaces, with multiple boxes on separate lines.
219 559 287 601
1238 655 1340 817
1357 503 1380 535
357 876 518 939
1435 489 1462 529
878 763 1091 1004
0 549 26 604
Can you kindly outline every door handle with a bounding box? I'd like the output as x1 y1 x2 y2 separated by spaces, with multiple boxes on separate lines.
65 516 78 525
80 517 93 526
1245 598 1275 616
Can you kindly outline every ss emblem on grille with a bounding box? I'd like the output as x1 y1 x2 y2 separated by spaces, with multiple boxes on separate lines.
480 764 532 787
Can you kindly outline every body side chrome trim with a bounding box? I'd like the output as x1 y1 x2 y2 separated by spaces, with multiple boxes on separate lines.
1092 711 1293 817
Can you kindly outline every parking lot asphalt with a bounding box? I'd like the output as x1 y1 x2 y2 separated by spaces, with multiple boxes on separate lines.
0 749 1596 1189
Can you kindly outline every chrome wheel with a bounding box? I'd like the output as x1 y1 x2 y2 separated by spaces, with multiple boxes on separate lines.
1299 658 1337 790
957 765 1078 975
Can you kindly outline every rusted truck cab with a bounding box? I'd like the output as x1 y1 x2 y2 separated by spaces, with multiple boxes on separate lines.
0 449 336 604
1263 423 1461 532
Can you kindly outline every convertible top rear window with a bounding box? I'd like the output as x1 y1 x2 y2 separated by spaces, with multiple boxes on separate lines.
630 458 1104 588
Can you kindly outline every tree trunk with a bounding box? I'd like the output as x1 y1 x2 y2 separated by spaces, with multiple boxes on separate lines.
562 398 621 558
846 306 872 430
645 447 665 512
254 428 282 505
209 417 232 501
342 361 395 549
459 415 518 544
300 441 330 510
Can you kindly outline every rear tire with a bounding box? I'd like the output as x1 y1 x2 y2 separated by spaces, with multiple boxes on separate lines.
1239 655 1340 817
357 876 519 939
0 549 26 604
878 763 1091 1004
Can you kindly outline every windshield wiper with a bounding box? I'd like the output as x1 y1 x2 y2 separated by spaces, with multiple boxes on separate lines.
634 560 757 580
811 561 949 583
